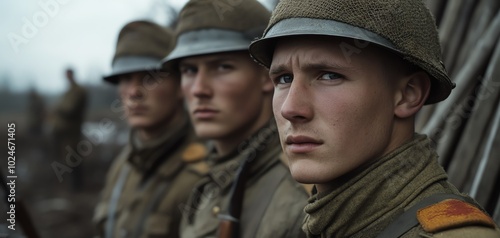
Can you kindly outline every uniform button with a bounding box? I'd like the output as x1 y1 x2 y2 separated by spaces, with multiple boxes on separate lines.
212 206 220 216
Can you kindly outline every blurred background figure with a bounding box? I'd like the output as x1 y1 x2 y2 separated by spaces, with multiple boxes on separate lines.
26 88 46 137
51 68 88 190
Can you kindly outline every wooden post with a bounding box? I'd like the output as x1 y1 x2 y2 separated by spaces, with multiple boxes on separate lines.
453 0 500 75
423 11 500 141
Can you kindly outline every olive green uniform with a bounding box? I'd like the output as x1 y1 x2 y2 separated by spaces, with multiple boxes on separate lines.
52 81 87 189
302 134 500 238
180 121 308 238
94 118 208 238
52 81 87 157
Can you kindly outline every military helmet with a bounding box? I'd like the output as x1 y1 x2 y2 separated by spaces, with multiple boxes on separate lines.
161 0 270 70
249 0 455 104
103 20 175 84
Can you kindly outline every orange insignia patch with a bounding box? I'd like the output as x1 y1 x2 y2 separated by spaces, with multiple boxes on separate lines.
189 161 209 175
182 143 207 162
417 199 496 233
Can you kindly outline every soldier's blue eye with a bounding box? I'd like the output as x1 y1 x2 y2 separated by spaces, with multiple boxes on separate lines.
218 64 234 71
320 73 342 80
277 74 293 84
180 67 197 75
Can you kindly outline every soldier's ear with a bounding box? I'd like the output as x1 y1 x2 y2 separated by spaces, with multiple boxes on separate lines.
175 76 184 100
260 67 274 93
394 71 431 118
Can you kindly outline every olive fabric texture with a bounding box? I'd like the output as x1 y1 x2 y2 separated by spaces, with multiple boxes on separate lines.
249 0 454 104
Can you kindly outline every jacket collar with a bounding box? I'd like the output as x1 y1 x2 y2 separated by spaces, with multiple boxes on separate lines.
206 120 282 192
303 134 449 237
127 114 190 179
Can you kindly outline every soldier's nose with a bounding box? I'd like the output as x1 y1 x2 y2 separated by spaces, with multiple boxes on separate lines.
280 80 313 123
127 83 145 101
191 72 212 98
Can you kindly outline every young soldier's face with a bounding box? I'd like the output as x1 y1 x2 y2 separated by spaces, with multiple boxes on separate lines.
118 72 183 130
180 51 272 144
270 36 402 188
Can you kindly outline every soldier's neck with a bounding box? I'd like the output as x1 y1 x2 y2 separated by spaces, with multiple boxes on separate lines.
137 109 185 142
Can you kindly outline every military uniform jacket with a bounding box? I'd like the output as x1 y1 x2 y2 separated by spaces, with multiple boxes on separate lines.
94 119 208 238
180 121 309 238
53 83 87 135
302 134 500 238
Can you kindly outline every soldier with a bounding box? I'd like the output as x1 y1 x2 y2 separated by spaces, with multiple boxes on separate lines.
249 0 500 237
52 67 87 190
161 0 309 237
93 20 208 238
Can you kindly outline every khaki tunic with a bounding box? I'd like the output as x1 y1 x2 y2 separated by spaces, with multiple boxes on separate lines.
180 121 309 238
94 120 208 238
302 134 500 238
52 82 87 158
52 83 87 136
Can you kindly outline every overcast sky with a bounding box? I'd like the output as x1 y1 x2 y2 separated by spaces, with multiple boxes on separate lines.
0 0 273 95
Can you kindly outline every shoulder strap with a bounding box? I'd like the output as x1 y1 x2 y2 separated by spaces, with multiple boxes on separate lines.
131 154 188 237
417 198 497 233
131 178 174 237
105 165 131 238
242 164 288 238
375 193 468 238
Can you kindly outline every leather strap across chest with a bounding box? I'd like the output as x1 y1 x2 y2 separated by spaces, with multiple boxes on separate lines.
242 164 288 238
105 165 131 238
